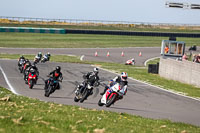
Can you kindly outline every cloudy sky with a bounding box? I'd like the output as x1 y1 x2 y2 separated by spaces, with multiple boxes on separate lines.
1 0 200 24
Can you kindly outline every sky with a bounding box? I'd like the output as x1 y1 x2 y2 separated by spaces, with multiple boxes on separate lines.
1 0 200 25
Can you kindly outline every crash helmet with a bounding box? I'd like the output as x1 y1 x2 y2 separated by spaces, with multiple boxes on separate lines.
55 66 61 72
93 67 99 74
30 68 35 73
25 59 29 63
121 72 128 81
20 55 25 59
38 52 42 56
47 52 51 56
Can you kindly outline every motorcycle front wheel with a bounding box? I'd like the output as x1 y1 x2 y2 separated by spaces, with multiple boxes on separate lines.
45 85 53 97
29 80 34 89
106 93 117 107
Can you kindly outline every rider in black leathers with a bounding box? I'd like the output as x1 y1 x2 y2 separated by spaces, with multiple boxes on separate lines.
44 66 63 90
75 67 100 95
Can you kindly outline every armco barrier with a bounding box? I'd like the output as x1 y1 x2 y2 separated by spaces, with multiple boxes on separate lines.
159 58 200 87
0 27 65 34
1 27 200 37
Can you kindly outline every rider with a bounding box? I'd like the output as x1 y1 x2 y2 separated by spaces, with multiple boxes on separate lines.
34 52 42 62
23 59 31 73
75 67 100 95
43 52 51 61
44 66 63 90
18 55 25 66
25 64 39 83
100 72 128 98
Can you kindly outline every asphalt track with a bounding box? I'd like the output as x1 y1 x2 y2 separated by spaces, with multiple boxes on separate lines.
0 47 200 126
0 47 161 66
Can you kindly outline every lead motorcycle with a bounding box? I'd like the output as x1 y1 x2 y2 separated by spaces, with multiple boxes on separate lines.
44 76 61 97
18 59 25 73
74 81 99 103
98 82 123 107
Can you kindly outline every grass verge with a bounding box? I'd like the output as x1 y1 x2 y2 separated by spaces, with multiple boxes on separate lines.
0 32 200 48
0 87 200 132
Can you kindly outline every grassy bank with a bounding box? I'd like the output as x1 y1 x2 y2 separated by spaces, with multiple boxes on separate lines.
0 87 200 132
1 53 200 98
0 32 200 48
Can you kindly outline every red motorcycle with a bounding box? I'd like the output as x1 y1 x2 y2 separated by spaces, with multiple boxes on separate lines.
98 82 123 107
28 71 37 89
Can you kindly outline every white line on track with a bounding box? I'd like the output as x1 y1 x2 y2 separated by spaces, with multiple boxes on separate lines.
80 55 84 61
144 56 161 66
0 66 19 95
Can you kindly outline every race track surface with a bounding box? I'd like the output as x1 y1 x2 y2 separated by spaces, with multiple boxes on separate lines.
0 59 200 126
0 47 161 66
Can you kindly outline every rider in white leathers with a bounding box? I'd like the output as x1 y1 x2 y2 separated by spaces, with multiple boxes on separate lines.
100 72 128 97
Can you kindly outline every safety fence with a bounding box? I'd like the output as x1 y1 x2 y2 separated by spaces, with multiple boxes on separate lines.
1 16 200 29
1 27 200 38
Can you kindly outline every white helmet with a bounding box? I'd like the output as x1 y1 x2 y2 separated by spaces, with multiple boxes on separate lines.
121 72 128 81
93 67 99 74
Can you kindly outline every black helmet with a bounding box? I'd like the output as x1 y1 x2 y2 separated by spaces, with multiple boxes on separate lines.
47 52 51 56
25 59 29 62
56 66 61 72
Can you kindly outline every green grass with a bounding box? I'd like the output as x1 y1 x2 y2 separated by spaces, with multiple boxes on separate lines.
0 32 200 48
0 87 200 132
1 53 200 98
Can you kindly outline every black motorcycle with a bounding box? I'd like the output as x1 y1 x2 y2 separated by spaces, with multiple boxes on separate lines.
18 59 25 73
44 77 61 97
74 81 99 103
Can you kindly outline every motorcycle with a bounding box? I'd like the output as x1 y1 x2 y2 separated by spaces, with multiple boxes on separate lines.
33 57 41 65
98 82 123 107
125 58 135 65
44 77 61 97
41 55 49 63
74 80 99 103
74 81 93 103
18 59 25 73
27 72 37 89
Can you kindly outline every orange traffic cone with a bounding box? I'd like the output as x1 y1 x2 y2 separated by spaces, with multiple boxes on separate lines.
95 51 98 57
121 51 124 57
139 52 142 56
107 52 110 57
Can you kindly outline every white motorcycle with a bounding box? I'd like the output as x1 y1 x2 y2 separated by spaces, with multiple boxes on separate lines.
98 82 123 107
